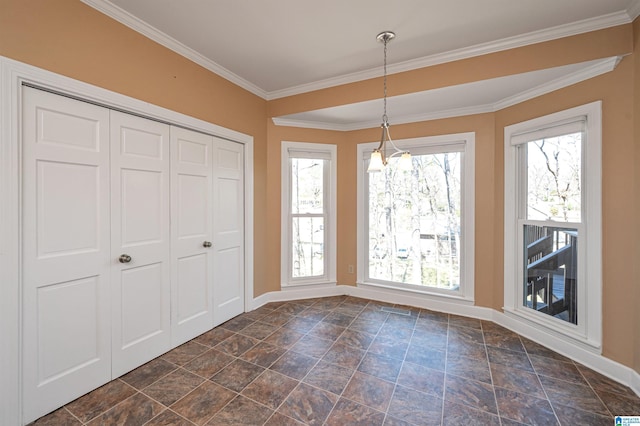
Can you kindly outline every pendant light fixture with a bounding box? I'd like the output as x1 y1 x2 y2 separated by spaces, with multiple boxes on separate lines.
367 31 411 173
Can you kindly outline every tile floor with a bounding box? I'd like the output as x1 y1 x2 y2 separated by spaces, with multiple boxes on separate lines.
32 296 640 425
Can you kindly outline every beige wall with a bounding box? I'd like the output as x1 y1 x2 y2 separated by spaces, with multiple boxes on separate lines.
264 123 349 293
0 0 270 296
1 0 638 371
267 24 637 369
267 114 495 301
495 59 636 367
634 17 640 375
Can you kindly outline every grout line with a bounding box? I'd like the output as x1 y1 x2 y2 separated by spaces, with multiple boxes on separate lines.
326 300 388 424
440 312 450 426
574 363 615 418
522 337 563 425
149 408 197 425
62 406 85 425
41 296 627 425
482 321 504 425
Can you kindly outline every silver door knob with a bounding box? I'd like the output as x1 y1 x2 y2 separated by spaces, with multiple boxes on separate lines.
119 254 132 263
203 241 212 248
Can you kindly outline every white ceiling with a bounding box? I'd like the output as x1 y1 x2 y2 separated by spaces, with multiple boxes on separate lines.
84 0 639 128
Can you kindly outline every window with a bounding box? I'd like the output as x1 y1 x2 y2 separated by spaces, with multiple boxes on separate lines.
281 142 336 287
357 133 475 300
504 102 602 348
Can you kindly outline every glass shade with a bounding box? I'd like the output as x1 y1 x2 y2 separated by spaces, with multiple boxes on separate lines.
367 150 384 172
399 152 412 171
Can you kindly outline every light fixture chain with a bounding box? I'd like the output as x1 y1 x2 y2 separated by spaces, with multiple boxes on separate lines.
383 37 388 123
369 31 411 173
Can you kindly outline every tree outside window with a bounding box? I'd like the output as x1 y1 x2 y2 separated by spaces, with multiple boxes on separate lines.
368 152 461 290
359 133 474 300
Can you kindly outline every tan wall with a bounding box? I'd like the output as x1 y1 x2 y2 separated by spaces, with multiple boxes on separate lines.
634 17 640 375
267 114 495 300
2 0 638 370
268 24 637 368
264 122 349 293
343 115 497 310
495 58 636 368
0 0 270 296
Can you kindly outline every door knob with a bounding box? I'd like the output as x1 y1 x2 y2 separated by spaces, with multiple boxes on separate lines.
203 241 212 248
119 254 132 263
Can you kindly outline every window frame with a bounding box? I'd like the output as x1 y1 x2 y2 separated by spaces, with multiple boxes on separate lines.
356 133 475 302
504 101 602 350
281 141 337 287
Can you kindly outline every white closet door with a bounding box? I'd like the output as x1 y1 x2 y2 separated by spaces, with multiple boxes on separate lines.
212 137 245 325
110 111 171 377
170 127 214 346
22 87 112 423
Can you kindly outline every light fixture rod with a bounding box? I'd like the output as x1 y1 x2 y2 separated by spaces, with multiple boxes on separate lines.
369 31 411 173
377 31 395 128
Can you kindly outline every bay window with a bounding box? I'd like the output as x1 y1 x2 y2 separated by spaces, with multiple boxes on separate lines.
357 133 475 300
281 142 336 287
504 102 602 348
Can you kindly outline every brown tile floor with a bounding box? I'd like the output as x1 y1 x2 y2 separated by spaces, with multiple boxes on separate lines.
32 296 640 425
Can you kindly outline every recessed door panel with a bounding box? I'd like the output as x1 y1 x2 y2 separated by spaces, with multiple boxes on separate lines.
37 276 101 384
179 139 208 165
212 137 245 326
37 107 100 151
171 127 214 346
121 126 163 159
178 174 208 238
36 161 99 258
215 247 241 306
177 254 209 324
121 169 163 246
217 178 240 234
216 147 241 171
111 111 171 378
22 87 111 423
120 263 165 348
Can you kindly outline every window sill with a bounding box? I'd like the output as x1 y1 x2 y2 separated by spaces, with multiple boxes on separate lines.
357 280 474 305
503 307 601 352
281 280 337 290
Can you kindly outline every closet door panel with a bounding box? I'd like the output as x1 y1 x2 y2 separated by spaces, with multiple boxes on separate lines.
22 87 111 423
212 138 245 326
111 111 171 377
120 169 164 246
120 263 165 347
171 127 214 346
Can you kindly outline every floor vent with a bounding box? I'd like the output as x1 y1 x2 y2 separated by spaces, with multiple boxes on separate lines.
380 306 411 316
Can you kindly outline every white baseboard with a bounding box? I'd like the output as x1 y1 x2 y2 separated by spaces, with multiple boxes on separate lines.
251 283 640 397
632 368 640 396
492 310 640 396
249 284 344 310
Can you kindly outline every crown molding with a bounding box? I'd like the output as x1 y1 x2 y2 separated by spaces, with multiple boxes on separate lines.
81 0 268 99
493 55 622 111
83 1 631 101
627 0 640 21
271 118 351 131
267 11 631 99
273 56 622 131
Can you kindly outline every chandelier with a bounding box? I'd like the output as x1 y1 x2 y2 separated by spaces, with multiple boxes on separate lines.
367 31 411 172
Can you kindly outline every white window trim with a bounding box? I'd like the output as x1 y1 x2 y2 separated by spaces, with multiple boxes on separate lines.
281 141 337 287
356 133 475 303
504 101 602 351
